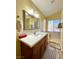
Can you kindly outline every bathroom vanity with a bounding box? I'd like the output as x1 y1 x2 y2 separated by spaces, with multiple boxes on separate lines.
19 32 48 59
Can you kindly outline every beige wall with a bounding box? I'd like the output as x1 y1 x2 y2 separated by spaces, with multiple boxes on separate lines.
46 11 62 20
16 30 21 59
48 32 60 41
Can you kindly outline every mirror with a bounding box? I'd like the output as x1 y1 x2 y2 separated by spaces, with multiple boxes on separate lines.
23 10 40 30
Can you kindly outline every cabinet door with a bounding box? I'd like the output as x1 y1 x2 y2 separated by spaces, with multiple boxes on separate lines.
40 43 45 57
33 43 41 59
41 36 48 58
21 42 32 59
33 50 40 59
44 37 48 50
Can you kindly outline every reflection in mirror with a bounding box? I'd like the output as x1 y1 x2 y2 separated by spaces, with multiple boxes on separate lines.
22 10 40 30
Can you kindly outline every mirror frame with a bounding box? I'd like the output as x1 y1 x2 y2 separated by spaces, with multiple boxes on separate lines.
22 10 40 30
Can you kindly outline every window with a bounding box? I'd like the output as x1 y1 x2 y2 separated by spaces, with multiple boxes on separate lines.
48 19 61 32
48 20 53 32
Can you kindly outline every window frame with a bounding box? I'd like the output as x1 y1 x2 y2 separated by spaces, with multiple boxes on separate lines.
48 19 61 32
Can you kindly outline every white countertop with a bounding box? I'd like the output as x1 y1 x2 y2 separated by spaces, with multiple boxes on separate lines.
19 32 47 48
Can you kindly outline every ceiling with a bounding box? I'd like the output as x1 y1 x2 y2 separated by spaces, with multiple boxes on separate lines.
32 0 63 16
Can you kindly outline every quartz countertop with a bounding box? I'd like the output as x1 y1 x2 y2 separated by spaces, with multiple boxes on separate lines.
19 32 48 48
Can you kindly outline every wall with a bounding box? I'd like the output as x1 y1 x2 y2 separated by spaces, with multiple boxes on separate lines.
16 30 21 59
46 11 62 20
16 0 45 59
60 10 63 51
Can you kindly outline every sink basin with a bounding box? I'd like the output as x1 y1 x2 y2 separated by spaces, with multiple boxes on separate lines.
35 32 44 35
25 32 46 40
30 34 42 39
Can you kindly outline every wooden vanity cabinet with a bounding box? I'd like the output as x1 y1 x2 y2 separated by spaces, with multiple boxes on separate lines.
21 35 48 59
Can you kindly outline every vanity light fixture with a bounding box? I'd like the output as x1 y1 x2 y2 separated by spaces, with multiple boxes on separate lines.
28 9 34 15
34 13 39 18
27 9 40 18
